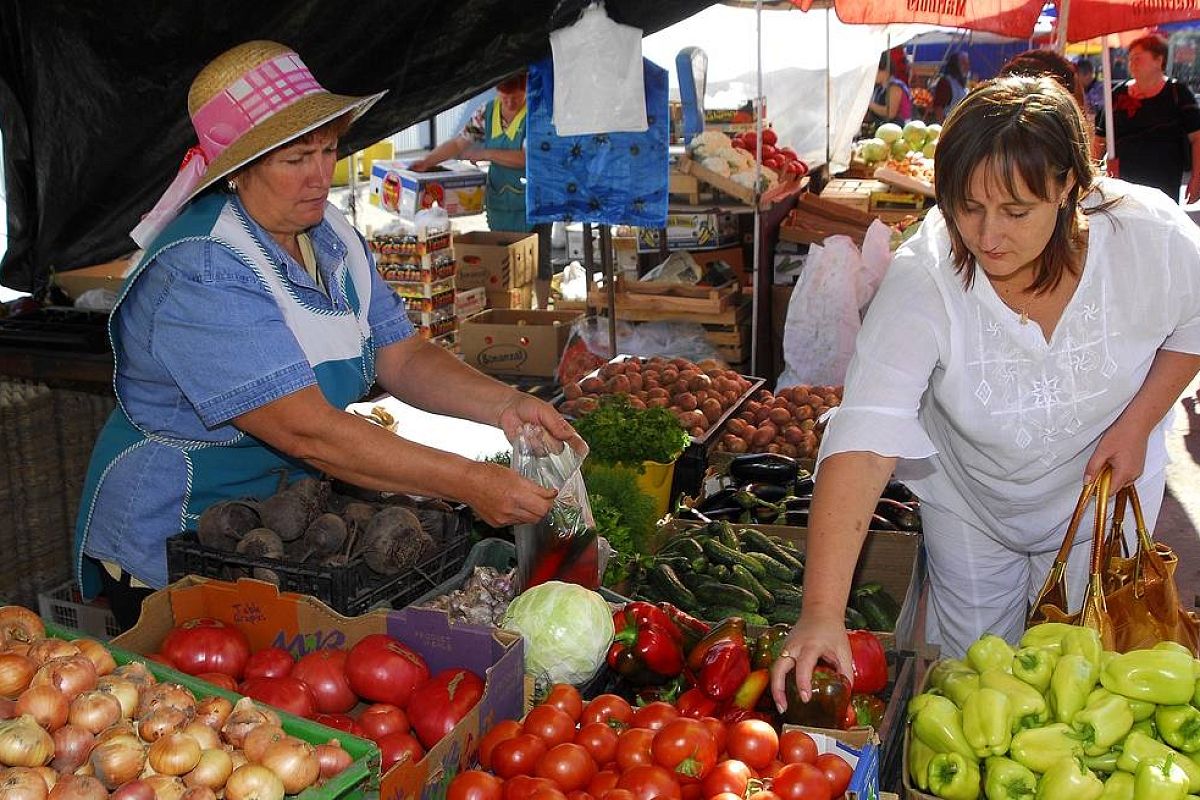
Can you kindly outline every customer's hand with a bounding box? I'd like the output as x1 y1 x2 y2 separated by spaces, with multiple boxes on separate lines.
1187 173 1200 205
464 461 557 526
769 609 852 712
497 394 585 453
1085 415 1149 490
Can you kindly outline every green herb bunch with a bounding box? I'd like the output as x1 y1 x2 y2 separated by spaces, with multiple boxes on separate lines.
573 395 689 467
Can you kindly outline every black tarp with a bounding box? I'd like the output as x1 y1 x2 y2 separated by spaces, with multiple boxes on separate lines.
0 0 714 292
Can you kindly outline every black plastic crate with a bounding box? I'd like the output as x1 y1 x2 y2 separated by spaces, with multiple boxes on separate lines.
165 510 472 617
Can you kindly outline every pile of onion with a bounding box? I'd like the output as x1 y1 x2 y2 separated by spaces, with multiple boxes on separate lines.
0 605 353 800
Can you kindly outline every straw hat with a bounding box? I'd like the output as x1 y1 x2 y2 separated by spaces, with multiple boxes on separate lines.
132 40 385 247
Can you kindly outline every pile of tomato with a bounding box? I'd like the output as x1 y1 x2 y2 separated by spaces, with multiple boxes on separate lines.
152 619 483 773
446 685 854 800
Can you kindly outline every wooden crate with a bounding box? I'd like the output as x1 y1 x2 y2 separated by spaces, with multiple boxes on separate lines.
822 178 889 214
592 293 751 326
668 170 707 204
676 156 807 209
587 277 739 316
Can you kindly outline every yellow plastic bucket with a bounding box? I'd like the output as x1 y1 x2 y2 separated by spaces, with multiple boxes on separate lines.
636 459 677 520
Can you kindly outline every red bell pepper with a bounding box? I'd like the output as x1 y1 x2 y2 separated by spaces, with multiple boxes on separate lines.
686 617 751 702
607 602 686 685
847 630 888 695
782 666 852 729
731 669 771 711
849 693 887 728
656 602 712 651
675 687 720 719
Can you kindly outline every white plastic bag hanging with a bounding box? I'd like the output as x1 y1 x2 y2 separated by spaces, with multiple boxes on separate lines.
550 2 648 135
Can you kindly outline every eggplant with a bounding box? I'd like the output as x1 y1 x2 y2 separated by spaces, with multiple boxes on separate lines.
702 506 751 522
782 496 813 512
869 513 898 531
741 482 791 503
751 505 781 524
674 506 713 523
881 480 917 503
874 498 922 531
793 476 816 497
697 487 740 513
783 509 810 527
729 453 800 486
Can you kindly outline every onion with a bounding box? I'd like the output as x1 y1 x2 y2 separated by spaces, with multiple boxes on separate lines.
49 726 94 774
191 697 231 731
23 642 78 668
30 657 96 702
109 780 155 800
113 663 156 688
179 788 216 800
138 707 191 743
229 750 248 771
0 767 49 800
13 688 66 734
46 774 105 800
68 643 114 679
0 609 45 648
95 677 138 720
29 770 53 793
94 723 137 745
142 775 186 800
240 725 285 764
66 692 122 735
259 737 319 794
0 656 34 700
88 737 146 789
0 702 14 722
224 765 283 800
182 749 232 791
179 723 218 752
314 740 352 780
0 716 53 767
147 734 201 777
137 685 195 719
220 700 276 749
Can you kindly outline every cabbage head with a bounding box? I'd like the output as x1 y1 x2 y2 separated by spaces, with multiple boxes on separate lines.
501 581 615 687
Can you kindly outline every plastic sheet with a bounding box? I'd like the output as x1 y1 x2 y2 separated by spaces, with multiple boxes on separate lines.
555 316 723 386
550 3 647 136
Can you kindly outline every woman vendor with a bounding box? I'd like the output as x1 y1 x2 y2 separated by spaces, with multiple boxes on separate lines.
770 75 1200 706
75 41 580 628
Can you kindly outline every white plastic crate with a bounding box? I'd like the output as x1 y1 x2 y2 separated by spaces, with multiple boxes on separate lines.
37 580 120 640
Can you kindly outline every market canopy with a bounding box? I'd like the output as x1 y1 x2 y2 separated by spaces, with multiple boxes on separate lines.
0 0 714 293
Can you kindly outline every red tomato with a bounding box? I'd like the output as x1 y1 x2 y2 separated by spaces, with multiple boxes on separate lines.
749 792 783 800
785 160 810 177
616 764 682 800
651 719 717 782
581 695 633 729
146 652 175 668
239 675 317 718
681 786 702 800
504 776 558 800
566 792 593 800
479 719 523 771
765 156 785 171
761 128 779 147
535 742 597 792
815 752 854 797
524 704 577 748
773 763 832 800
631 701 677 731
760 144 778 160
698 717 727 756
242 647 294 680
312 713 364 736
358 703 409 741
726 720 778 771
779 147 800 162
161 618 251 679
588 770 620 796
530 789 568 800
760 760 785 779
376 731 425 772
598 792 637 800
574 722 619 766
711 794 743 800
195 672 237 691
447 769 502 800
292 649 356 715
545 684 584 722
740 132 758 152
492 733 548 779
701 759 751 798
407 668 485 749
614 727 655 772
779 730 818 765
345 634 430 708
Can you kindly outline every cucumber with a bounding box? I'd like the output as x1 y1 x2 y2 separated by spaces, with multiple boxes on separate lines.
648 563 699 612
709 564 731 581
702 538 768 580
692 581 760 612
730 565 775 611
844 605 869 630
768 585 805 607
768 607 801 625
740 528 806 575
744 551 798 583
654 555 692 572
690 556 709 574
662 536 706 561
706 607 769 626
716 521 742 550
852 583 900 631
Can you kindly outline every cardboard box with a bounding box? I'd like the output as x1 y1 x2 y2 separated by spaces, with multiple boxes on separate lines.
459 309 582 377
112 577 524 800
565 225 601 261
486 285 533 311
455 231 538 290
53 256 137 299
369 159 486 220
635 210 739 252
455 286 487 319
793 726 881 800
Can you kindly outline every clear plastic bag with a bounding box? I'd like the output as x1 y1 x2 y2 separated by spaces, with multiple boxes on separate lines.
512 424 600 591
549 3 648 136
555 316 725 386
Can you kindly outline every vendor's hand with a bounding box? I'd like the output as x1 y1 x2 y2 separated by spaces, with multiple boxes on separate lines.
464 461 558 526
497 393 585 454
408 158 433 172
1085 415 1149 490
463 147 488 164
769 609 853 713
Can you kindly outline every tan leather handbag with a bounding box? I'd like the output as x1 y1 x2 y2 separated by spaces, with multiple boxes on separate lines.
1028 466 1199 654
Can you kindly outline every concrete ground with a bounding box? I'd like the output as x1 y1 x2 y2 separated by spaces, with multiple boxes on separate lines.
1158 376 1200 610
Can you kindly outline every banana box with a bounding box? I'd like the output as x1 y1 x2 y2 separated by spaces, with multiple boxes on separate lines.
369 159 486 220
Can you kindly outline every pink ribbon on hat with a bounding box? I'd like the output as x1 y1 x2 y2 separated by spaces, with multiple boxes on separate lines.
131 53 323 247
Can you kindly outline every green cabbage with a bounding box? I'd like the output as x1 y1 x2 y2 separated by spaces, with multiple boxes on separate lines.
501 581 614 688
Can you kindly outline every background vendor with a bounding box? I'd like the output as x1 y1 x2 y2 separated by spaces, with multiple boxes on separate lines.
411 73 555 308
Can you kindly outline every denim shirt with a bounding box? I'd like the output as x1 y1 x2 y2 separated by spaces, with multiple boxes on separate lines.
114 199 413 439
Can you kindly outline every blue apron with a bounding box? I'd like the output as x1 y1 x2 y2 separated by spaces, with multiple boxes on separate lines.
74 194 377 595
484 98 531 233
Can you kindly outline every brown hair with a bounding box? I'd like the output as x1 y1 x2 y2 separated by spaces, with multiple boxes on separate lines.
1129 34 1169 69
934 75 1097 293
229 112 353 186
997 49 1087 112
496 72 528 95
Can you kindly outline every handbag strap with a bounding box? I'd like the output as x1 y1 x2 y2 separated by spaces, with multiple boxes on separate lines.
1030 468 1104 613
1115 483 1156 599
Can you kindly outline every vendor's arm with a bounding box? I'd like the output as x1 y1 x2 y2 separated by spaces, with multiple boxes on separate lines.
769 451 895 709
463 146 526 169
408 136 471 172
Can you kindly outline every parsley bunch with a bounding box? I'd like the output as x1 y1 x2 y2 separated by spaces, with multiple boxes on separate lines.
573 395 689 467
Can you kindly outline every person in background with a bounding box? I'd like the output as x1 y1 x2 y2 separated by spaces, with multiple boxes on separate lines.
1075 57 1104 121
929 51 970 122
890 46 912 86
411 74 555 308
1096 34 1200 204
768 75 1200 704
867 51 914 129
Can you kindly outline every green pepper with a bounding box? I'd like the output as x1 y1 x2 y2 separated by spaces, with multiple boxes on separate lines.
1087 685 1155 722
1009 724 1084 774
1131 718 1158 739
1020 623 1077 655
1099 771 1136 800
913 693 977 762
1073 690 1134 756
1133 756 1190 800
984 756 1037 800
931 659 976 689
1084 751 1120 773
1035 757 1103 800
932 660 984 707
969 635 1016 675
1155 641 1195 657
1116 732 1200 792
1158 705 1200 754
930 752 982 800
1051 654 1098 724
1013 647 1059 694
1194 677 1200 709
1101 649 1196 706
1061 628 1103 681
981 669 1049 730
911 734 938 791
964 688 1013 759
